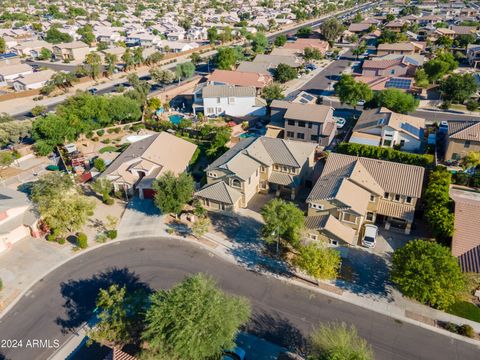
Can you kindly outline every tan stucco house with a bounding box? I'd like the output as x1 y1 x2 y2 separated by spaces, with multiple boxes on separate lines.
444 120 480 161
52 41 90 62
305 153 425 246
195 137 316 211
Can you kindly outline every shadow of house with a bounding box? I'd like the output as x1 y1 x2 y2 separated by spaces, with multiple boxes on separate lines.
244 312 308 356
56 267 151 333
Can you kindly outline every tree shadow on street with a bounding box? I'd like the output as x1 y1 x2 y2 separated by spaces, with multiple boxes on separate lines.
244 312 308 356
56 267 151 334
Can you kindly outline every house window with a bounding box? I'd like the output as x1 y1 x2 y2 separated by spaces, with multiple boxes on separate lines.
286 131 295 138
400 140 405 147
366 212 374 221
216 107 222 113
205 199 210 207
343 213 356 223
311 135 318 141
465 141 471 148
248 177 251 185
308 233 318 241
297 133 305 139
298 121 306 127
406 196 413 204
369 195 376 202
308 122 313 129
283 166 288 172
231 179 241 188
390 69 395 75
221 203 226 210
384 192 390 199
206 107 215 113
216 97 221 103
274 164 280 170
330 239 338 246
260 166 266 173
229 97 235 104
309 203 324 210
394 194 401 202
288 119 295 126
208 172 217 178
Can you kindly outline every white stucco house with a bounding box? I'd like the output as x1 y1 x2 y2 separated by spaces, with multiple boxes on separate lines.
13 69 55 91
194 84 267 118
0 63 33 85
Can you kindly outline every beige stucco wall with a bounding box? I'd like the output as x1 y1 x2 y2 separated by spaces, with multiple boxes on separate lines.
445 138 480 161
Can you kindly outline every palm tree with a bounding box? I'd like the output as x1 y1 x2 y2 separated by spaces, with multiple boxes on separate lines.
133 47 144 68
121 48 134 72
104 53 118 78
85 52 102 80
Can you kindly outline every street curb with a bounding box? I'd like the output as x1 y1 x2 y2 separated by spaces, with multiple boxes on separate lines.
1 235 479 349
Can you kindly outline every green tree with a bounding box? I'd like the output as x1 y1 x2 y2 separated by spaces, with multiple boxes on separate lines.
435 35 453 48
153 171 195 215
252 32 268 53
85 52 102 79
0 37 6 53
150 67 175 84
466 99 479 112
423 52 458 82
274 63 297 83
77 24 95 45
304 47 323 61
334 75 373 108
309 322 374 360
175 61 195 79
295 243 341 280
31 172 95 235
261 198 304 251
439 73 477 104
30 105 47 117
32 114 77 155
462 151 480 169
133 46 144 67
121 48 134 71
93 157 106 172
104 53 118 78
274 34 287 47
0 120 32 147
414 68 429 88
207 27 218 44
88 284 147 348
144 51 164 66
142 274 251 360
261 83 285 104
0 151 13 167
320 18 344 43
191 216 211 238
91 177 113 203
38 47 53 60
45 27 73 44
352 41 367 60
216 47 238 70
297 26 312 38
190 52 202 65
391 239 466 310
374 89 419 114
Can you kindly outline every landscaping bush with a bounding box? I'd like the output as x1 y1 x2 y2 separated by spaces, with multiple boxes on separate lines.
104 196 114 205
444 322 459 333
453 172 470 186
459 324 475 338
93 158 106 172
76 232 88 249
335 142 433 167
0 278 3 291
107 128 115 134
106 230 117 239
96 129 105 136
47 233 57 242
101 139 111 144
96 233 107 243
113 127 121 133
57 237 66 245
99 146 118 153
86 131 94 139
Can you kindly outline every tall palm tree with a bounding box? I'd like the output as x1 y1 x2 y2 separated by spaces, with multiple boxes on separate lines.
133 46 144 68
85 52 102 80
104 53 118 78
121 48 134 72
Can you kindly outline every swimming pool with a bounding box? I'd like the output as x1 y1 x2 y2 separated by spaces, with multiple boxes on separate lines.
169 114 184 125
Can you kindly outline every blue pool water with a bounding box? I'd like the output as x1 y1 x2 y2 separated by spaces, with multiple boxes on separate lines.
169 114 184 125
239 132 257 138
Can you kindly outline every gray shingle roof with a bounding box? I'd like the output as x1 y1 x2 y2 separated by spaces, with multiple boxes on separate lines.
202 85 256 98
195 181 242 205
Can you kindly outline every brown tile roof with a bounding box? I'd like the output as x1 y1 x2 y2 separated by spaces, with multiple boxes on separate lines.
377 42 415 52
202 85 257 98
103 348 138 360
195 180 242 205
362 59 402 70
284 38 329 53
451 25 477 35
348 23 371 32
305 215 356 245
209 69 272 88
448 120 480 142
376 199 415 222
283 102 333 123
450 189 480 272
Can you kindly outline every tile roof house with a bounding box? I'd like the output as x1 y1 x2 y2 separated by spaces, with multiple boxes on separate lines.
52 41 90 62
102 132 197 199
305 153 425 245
283 38 330 55
268 100 337 146
0 188 40 254
444 120 480 161
194 85 266 118
349 107 425 152
195 137 316 211
208 69 273 90
450 188 480 273
376 42 422 56
361 54 424 77
13 69 55 91
348 23 372 33
0 63 33 84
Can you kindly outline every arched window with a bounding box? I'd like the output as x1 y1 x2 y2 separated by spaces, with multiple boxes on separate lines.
231 179 241 188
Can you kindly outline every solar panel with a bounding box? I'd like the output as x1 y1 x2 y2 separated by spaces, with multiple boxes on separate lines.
0 53 17 60
385 78 412 90
299 99 308 103
400 122 422 138
303 93 314 101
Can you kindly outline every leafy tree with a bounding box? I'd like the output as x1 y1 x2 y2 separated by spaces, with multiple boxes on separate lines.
352 13 363 23
439 73 477 104
144 51 164 66
125 73 151 103
274 63 297 83
153 171 195 215
31 172 95 235
309 322 374 360
45 27 73 44
190 52 202 65
320 19 344 43
261 83 285 104
304 47 322 61
205 126 231 158
88 284 147 348
297 26 312 38
274 34 287 47
77 24 95 45
295 243 341 280
104 53 118 78
93 158 106 172
352 41 367 60
435 35 453 48
207 27 218 44
0 36 5 53
32 114 77 155
38 47 53 60
455 34 476 48
121 48 134 71
252 32 268 54
133 46 144 67
261 198 304 251
466 99 479 112
92 177 113 203
85 52 102 79
191 216 211 238
391 240 466 310
334 75 373 108
414 68 429 88
31 105 47 117
377 29 408 44
0 120 32 147
216 47 238 70
142 274 251 360
374 89 419 114
150 67 175 84
462 151 480 169
175 62 195 79
0 151 13 167
423 52 458 82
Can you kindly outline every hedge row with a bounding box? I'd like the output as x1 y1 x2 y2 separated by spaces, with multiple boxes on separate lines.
335 143 433 167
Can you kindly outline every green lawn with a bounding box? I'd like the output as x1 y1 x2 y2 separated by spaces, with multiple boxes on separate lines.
99 146 119 154
447 301 480 322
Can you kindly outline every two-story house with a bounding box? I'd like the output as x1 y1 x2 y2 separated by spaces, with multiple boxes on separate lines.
305 153 425 246
361 54 424 77
194 85 267 118
195 137 316 211
268 100 337 147
208 69 273 92
349 107 425 152
376 42 422 56
444 120 480 161
52 41 90 62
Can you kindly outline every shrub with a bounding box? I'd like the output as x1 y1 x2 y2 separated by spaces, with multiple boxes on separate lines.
104 197 114 205
93 158 106 172
444 322 459 333
101 139 111 144
96 129 105 136
76 232 88 249
106 230 117 239
86 131 94 139
57 237 66 245
96 233 107 243
0 278 3 291
459 324 475 338
113 127 121 133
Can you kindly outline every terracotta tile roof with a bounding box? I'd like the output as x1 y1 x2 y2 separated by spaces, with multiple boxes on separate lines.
376 199 415 222
305 215 356 245
377 42 415 51
103 348 138 360
450 188 480 273
448 120 480 142
283 102 333 123
284 38 329 53
451 25 477 35
348 23 371 32
209 69 272 88
363 59 402 70
195 181 242 205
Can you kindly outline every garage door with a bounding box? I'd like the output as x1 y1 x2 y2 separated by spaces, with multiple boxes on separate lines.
142 189 156 199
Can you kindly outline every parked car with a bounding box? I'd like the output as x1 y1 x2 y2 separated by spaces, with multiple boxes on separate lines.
223 347 246 360
362 224 378 248
305 63 317 71
334 117 346 129
356 99 366 106
439 121 449 132
88 88 98 95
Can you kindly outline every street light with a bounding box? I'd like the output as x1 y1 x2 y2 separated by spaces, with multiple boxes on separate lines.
271 224 280 255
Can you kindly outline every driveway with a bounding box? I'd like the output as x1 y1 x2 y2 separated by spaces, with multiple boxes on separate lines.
117 197 168 239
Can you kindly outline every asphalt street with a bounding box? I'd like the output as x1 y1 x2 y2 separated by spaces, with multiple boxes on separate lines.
0 238 478 360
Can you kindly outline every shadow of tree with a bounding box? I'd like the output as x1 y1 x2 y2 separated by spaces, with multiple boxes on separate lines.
336 247 392 299
244 312 308 356
16 181 35 195
127 198 161 216
56 267 151 334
